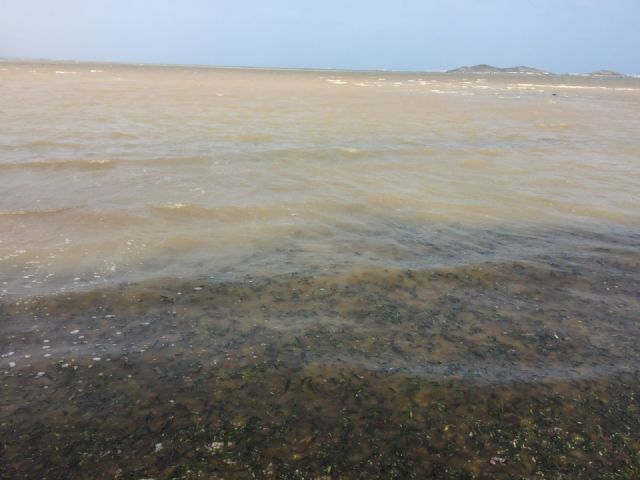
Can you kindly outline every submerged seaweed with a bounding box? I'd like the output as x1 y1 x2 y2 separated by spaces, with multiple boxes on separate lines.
1 246 640 478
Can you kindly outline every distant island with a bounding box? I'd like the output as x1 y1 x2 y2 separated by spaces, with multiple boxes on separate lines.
446 64 549 75
587 70 624 77
444 64 633 77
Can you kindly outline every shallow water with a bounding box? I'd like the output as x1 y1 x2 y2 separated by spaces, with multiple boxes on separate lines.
1 61 640 478
1 61 639 297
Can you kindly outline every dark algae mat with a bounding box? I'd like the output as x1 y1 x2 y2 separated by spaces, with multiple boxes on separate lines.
2 249 640 478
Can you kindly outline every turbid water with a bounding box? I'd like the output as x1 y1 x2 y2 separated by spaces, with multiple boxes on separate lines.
1 61 639 478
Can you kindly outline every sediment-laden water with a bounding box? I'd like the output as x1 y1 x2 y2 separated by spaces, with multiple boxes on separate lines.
1 61 639 478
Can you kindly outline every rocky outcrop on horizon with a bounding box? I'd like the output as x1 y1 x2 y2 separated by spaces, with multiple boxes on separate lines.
587 69 624 77
446 64 549 75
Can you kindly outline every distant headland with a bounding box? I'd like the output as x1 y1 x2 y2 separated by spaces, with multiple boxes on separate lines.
587 69 625 77
446 64 549 75
445 64 628 77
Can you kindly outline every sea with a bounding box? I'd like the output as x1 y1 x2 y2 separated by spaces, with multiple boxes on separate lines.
1 60 640 478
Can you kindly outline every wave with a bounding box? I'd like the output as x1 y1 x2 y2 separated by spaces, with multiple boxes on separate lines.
136 156 218 167
0 140 83 150
0 206 79 217
0 207 147 228
150 202 306 222
0 159 117 171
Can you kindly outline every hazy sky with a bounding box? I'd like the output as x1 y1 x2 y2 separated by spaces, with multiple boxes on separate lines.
1 0 639 73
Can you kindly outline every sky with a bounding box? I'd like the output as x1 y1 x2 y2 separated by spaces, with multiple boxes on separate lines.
1 0 639 74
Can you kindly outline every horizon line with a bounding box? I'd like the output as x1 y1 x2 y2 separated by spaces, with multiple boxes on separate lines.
0 56 636 77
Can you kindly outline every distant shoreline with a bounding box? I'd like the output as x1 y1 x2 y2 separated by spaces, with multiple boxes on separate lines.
0 56 636 78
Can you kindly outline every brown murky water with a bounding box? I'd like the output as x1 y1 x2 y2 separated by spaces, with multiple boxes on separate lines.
1 61 640 478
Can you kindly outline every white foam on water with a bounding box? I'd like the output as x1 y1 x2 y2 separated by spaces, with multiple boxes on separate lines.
515 83 639 91
163 203 186 209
